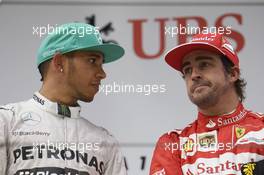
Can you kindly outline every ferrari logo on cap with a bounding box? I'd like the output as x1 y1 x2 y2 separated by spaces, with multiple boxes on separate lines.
221 36 235 54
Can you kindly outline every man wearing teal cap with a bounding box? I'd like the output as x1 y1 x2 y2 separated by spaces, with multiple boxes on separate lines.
0 23 127 175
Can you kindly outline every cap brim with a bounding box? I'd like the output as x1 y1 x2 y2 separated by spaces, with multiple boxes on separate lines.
165 42 226 71
82 44 125 64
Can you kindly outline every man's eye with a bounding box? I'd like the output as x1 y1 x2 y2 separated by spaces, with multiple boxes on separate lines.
89 58 96 63
183 67 192 75
200 62 210 68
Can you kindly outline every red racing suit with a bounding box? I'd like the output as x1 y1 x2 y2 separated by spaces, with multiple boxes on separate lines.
150 103 264 175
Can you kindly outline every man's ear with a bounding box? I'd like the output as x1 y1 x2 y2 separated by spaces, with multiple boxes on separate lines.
229 66 240 83
51 52 65 73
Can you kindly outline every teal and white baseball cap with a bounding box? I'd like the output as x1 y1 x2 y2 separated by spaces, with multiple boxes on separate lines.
37 22 125 67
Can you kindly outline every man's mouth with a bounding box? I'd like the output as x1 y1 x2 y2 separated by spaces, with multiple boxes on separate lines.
193 85 208 92
191 83 210 93
91 82 101 91
91 81 101 86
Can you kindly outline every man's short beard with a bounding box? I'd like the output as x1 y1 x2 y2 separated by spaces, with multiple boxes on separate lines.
189 80 230 109
189 89 219 109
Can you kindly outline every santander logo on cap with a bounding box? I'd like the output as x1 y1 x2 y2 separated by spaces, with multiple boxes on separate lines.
191 35 216 42
221 37 235 55
222 43 235 55
191 34 236 56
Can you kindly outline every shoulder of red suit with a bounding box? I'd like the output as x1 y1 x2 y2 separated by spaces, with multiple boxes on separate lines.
166 121 196 137
247 111 264 121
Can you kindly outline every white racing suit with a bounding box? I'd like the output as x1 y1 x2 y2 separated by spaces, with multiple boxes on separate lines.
0 92 127 175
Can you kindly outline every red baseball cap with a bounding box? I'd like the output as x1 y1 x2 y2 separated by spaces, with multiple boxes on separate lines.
165 33 239 72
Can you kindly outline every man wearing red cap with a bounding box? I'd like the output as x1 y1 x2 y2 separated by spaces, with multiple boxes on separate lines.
150 33 264 175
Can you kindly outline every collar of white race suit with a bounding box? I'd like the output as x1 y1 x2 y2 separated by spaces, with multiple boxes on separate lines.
198 103 248 130
32 92 81 118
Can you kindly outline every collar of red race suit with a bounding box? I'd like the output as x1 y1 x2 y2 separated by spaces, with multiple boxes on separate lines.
197 103 248 130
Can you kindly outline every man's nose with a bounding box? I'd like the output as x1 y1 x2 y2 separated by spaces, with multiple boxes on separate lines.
96 66 106 79
191 67 202 81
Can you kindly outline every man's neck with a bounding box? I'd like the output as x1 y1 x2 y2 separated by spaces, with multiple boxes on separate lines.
39 83 78 107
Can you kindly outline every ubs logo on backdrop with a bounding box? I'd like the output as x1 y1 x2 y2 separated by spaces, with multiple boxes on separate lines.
128 13 245 59
84 13 245 60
